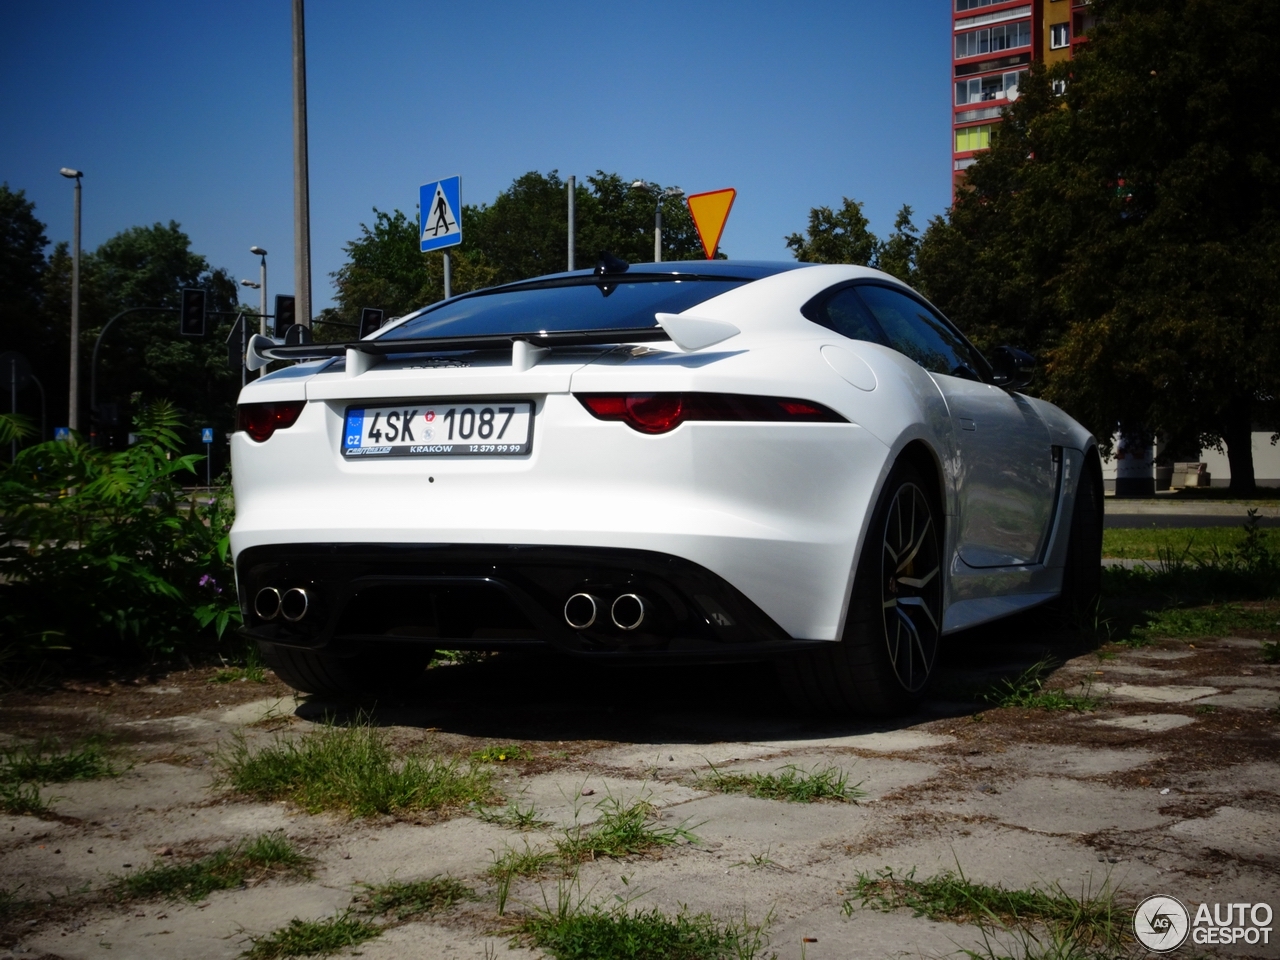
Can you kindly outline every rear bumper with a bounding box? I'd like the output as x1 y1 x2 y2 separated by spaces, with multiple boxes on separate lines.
236 543 829 661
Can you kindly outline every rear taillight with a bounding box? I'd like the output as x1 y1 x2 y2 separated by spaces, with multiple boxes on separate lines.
236 401 306 442
577 393 846 434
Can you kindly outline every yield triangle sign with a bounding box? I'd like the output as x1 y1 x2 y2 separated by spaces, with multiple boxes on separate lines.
686 188 736 260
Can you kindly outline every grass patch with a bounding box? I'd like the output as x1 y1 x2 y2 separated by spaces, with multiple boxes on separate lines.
475 798 550 830
212 644 269 684
471 743 528 763
1103 526 1280 560
845 867 1126 946
1263 640 1280 663
220 722 495 818
983 659 1101 712
358 875 475 921
115 832 311 902
697 762 862 803
518 883 772 960
0 739 114 785
557 795 698 865
1131 603 1279 642
0 738 118 816
240 911 380 960
430 649 490 666
488 795 699 913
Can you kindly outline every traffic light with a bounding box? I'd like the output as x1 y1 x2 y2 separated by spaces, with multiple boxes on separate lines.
274 295 296 338
225 314 246 370
359 307 385 339
179 288 206 338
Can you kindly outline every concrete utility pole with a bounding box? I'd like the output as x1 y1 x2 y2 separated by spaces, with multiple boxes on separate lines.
292 0 312 327
60 168 83 431
567 175 576 271
251 247 268 335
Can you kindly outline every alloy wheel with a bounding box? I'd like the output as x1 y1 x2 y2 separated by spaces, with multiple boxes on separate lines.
879 481 942 693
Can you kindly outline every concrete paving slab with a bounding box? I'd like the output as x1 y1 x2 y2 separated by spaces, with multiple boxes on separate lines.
961 744 1160 778
515 773 704 828
1106 683 1219 703
219 696 299 727
1194 689 1280 710
1169 805 1280 857
757 730 954 754
1093 713 1197 732
24 882 352 960
313 816 522 887
940 777 1172 835
356 923 545 959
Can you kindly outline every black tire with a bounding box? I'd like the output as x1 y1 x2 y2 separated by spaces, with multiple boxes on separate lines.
258 641 433 698
778 460 944 716
1058 453 1104 616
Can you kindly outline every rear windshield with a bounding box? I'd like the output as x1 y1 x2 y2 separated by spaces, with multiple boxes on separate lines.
380 277 748 341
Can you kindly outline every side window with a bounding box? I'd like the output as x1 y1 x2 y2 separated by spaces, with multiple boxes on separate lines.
805 287 888 346
854 284 984 380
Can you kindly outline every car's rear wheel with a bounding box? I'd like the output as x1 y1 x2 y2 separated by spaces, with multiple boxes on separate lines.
778 461 943 716
1057 453 1104 616
257 641 433 698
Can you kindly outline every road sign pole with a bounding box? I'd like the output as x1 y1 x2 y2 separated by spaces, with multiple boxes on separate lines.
567 175 576 271
419 175 462 298
10 356 16 462
443 253 452 299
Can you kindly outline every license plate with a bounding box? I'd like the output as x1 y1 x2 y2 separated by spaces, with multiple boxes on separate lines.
342 400 533 458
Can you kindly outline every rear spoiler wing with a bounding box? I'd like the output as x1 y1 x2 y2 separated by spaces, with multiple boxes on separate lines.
246 312 740 375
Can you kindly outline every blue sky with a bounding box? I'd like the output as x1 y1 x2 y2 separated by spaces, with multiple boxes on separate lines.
2 1 952 312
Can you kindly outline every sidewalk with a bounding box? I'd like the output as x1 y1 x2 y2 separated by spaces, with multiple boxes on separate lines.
1105 499 1280 517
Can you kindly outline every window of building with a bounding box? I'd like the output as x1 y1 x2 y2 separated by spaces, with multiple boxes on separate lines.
955 0 1007 11
955 69 1027 105
954 158 977 171
955 124 993 152
1050 23 1070 48
1051 78 1067 95
955 20 1031 59
955 105 1004 123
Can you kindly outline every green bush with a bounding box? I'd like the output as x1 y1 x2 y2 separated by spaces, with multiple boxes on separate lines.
0 401 240 660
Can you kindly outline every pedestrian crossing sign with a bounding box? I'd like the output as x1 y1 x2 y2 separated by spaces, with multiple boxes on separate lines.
420 176 462 252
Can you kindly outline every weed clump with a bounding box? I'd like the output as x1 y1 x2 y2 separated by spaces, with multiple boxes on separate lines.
0 739 118 816
983 658 1100 712
220 723 495 818
556 795 698 865
240 911 379 959
116 832 311 902
846 866 1127 948
358 875 475 921
697 762 862 803
471 743 528 763
517 882 773 960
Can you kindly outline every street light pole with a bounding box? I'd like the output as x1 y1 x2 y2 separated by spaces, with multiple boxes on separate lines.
60 168 83 431
292 0 313 328
630 181 683 263
251 247 268 335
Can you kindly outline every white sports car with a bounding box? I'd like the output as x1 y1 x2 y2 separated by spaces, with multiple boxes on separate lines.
230 258 1102 715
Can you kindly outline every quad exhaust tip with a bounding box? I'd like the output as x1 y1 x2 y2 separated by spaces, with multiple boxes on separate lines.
254 587 281 621
564 593 602 630
611 594 650 632
280 587 310 622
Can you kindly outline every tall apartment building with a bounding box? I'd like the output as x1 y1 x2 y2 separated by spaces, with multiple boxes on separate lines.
952 0 1096 187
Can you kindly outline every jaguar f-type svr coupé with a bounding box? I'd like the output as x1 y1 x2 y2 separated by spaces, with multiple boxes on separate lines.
230 259 1102 715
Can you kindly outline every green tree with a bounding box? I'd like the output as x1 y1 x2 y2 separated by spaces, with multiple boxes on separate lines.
77 222 241 453
915 0 1280 493
785 197 880 265
877 205 921 285
0 185 52 434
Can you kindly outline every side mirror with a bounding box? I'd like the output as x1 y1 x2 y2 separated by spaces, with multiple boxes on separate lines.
991 345 1035 389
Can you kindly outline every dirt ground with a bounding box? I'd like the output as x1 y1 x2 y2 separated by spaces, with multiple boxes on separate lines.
1 615 1277 960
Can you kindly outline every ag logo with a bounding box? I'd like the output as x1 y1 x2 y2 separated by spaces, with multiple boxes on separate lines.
1134 895 1190 952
